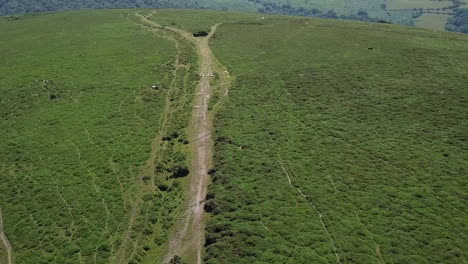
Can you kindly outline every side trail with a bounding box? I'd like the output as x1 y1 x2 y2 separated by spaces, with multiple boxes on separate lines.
0 207 13 264
137 12 232 264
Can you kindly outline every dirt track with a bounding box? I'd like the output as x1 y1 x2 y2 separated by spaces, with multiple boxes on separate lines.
0 207 13 264
138 13 231 264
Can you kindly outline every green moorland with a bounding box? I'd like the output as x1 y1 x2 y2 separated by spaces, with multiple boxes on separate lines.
146 10 468 264
0 8 467 264
0 9 201 264
203 15 468 264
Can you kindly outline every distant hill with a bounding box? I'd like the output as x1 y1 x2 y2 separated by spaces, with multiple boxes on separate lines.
1 0 467 31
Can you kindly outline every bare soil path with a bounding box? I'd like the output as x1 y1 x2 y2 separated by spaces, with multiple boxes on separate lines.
137 12 231 264
0 207 13 264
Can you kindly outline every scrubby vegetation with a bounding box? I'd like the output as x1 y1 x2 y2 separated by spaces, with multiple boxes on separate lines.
201 15 468 264
1 8 467 264
0 9 198 263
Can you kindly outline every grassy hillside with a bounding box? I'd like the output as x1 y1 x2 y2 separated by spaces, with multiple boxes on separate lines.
1 8 467 264
0 9 201 264
202 15 468 264
145 9 468 264
416 13 452 30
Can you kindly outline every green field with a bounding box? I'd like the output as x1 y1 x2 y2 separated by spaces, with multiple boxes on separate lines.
416 13 452 30
387 0 453 10
1 8 468 264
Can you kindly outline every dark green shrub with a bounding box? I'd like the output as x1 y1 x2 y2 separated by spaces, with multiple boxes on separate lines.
171 164 190 178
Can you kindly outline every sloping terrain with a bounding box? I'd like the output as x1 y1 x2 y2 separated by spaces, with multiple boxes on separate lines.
0 10 200 263
200 15 468 264
0 8 467 264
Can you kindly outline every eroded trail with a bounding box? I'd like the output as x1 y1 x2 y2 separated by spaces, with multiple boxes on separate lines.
0 207 13 264
137 12 231 264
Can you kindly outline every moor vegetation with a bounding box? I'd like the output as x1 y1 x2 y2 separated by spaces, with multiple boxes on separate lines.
0 9 200 264
0 7 467 264
198 14 467 264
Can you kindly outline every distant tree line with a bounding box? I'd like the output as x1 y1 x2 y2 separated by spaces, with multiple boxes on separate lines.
0 0 205 15
1 0 385 24
253 0 383 23
446 8 468 33
8 0 468 31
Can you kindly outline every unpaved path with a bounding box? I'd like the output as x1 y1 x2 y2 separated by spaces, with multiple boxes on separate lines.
137 13 231 264
0 207 13 264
